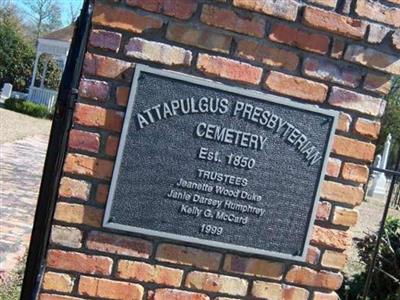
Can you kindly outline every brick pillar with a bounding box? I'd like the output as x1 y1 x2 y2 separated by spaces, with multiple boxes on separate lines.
39 0 400 300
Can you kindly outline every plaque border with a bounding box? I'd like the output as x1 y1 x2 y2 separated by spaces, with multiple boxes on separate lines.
103 64 339 262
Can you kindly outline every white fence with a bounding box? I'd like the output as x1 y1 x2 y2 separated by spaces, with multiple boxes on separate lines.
28 87 57 110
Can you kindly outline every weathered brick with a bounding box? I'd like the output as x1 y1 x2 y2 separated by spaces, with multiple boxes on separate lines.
126 0 163 12
354 118 381 140
393 30 400 50
356 0 400 27
269 23 330 54
156 244 222 271
235 39 299 71
308 0 337 8
264 71 328 102
321 180 364 206
79 78 110 102
326 158 342 177
116 86 130 106
89 29 122 52
127 0 197 20
93 3 163 33
149 289 210 300
39 295 83 300
125 37 192 66
42 272 74 293
47 250 112 275
252 281 309 300
332 135 376 162
185 271 248 296
233 0 299 21
328 87 386 117
387 0 400 4
367 23 390 44
96 184 109 205
50 225 82 249
201 5 265 38
316 201 332 221
117 260 183 287
83 53 133 80
79 276 144 300
54 202 103 227
314 291 340 300
166 23 232 54
86 231 152 258
306 246 321 265
197 53 263 85
64 153 114 180
364 73 392 95
311 226 352 250
321 251 348 270
286 266 343 290
303 57 361 88
74 103 124 132
331 39 345 59
303 7 366 39
332 207 359 227
68 129 100 153
105 135 119 157
223 254 284 280
344 45 400 75
59 177 91 200
337 112 352 132
342 162 369 183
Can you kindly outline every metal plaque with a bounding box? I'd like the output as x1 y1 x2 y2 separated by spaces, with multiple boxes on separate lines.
103 65 338 261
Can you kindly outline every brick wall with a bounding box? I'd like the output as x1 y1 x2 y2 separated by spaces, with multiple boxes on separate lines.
39 0 400 299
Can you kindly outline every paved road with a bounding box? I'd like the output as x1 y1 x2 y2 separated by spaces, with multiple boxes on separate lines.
0 109 50 280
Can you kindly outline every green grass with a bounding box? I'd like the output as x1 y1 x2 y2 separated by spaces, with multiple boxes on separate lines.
0 258 25 300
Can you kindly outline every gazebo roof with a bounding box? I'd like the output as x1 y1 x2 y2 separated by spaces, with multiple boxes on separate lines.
41 25 74 42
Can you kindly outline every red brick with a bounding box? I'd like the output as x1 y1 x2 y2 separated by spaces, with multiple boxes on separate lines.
344 45 400 75
92 3 163 33
59 177 91 200
197 53 263 85
117 260 183 287
201 5 265 38
235 39 299 71
331 39 345 59
96 184 109 205
79 276 144 300
163 0 197 20
326 158 342 177
116 86 130 107
86 231 152 258
185 271 248 296
286 266 343 290
68 129 100 153
337 112 352 132
303 7 367 39
105 135 119 157
303 57 361 88
166 23 232 54
321 180 364 206
332 135 376 162
269 23 330 54
47 250 112 275
332 207 359 227
39 295 83 300
311 226 352 250
64 153 114 180
356 0 400 27
393 30 400 50
364 73 392 95
354 118 381 140
54 202 103 227
156 244 222 271
314 291 340 300
79 78 110 102
233 0 299 21
125 37 192 66
308 0 337 8
42 272 74 293
321 251 348 270
83 53 133 80
328 87 386 117
252 281 309 300
223 254 285 280
342 162 369 183
74 103 124 132
306 246 321 265
89 29 122 52
126 0 163 12
316 201 332 221
149 289 210 300
264 71 328 102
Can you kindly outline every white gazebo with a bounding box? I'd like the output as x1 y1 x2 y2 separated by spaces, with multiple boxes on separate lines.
28 25 74 110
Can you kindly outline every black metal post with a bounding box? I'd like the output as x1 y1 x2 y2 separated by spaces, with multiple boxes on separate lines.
19 1 93 299
362 149 400 300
